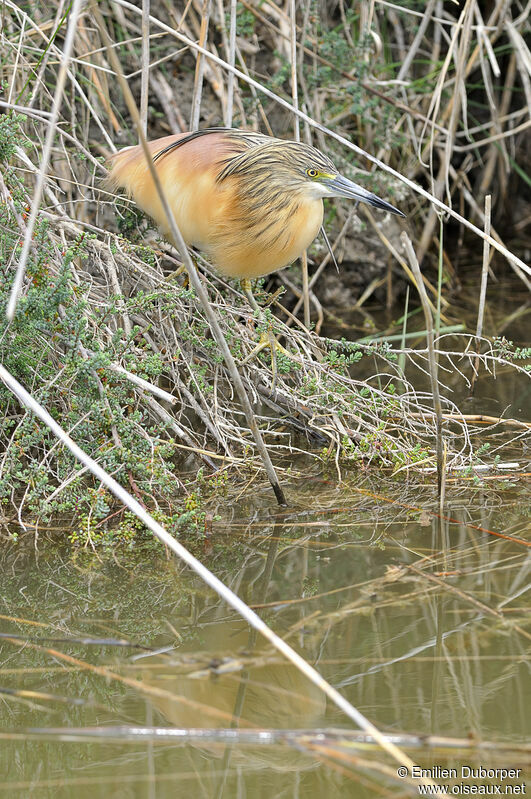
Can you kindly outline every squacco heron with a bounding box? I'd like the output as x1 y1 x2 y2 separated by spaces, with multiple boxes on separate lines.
108 128 404 374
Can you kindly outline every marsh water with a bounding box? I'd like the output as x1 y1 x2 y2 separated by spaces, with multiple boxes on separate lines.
0 278 529 797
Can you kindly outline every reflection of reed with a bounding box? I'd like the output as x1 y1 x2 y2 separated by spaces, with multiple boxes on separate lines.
200 500 529 754
143 538 327 775
143 660 327 732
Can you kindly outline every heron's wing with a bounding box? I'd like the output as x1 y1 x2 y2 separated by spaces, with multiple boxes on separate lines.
152 128 270 163
107 130 257 248
107 129 272 193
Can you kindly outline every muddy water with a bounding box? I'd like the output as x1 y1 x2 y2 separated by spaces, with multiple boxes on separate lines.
0 279 529 797
0 471 528 797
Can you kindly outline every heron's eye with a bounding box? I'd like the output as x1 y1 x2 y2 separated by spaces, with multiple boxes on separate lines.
306 168 318 178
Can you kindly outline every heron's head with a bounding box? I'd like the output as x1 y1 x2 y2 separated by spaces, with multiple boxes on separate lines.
218 139 405 217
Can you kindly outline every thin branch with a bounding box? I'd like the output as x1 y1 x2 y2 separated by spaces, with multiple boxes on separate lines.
6 0 85 322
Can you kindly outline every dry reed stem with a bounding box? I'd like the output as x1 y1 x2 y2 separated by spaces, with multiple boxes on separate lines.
401 233 444 494
476 195 492 343
6 0 84 322
407 564 531 643
288 0 310 329
13 724 530 755
0 364 434 784
189 0 211 130
225 0 237 126
140 0 150 138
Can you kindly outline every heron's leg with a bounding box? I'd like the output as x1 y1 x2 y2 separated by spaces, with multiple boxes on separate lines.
241 278 261 313
165 263 187 283
239 279 299 390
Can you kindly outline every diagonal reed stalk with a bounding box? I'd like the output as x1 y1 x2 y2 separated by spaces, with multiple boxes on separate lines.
94 5 286 505
476 194 492 343
0 362 436 789
289 0 310 329
5 0 85 322
472 194 492 393
225 0 237 126
189 0 211 130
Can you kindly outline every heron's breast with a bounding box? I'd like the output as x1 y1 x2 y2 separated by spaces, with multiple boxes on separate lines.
209 197 324 279
282 199 324 263
151 165 234 249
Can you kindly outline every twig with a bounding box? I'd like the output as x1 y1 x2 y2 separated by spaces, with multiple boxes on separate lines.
189 0 211 130
476 194 492 343
472 194 492 392
12 725 531 755
5 0 85 322
407 564 531 643
140 0 150 138
225 0 237 126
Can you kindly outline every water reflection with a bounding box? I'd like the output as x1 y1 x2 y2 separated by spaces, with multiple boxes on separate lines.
0 466 529 796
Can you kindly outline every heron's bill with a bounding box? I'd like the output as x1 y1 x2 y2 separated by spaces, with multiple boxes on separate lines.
326 174 405 217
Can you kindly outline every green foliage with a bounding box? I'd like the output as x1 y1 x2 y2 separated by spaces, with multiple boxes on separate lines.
324 348 363 373
227 3 255 37
0 134 218 547
116 204 147 238
304 17 405 155
302 576 319 597
0 113 26 162
489 338 531 372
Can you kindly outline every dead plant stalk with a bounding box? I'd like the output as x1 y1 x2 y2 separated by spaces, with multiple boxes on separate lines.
0 362 433 786
401 233 444 495
93 5 286 505
5 0 85 322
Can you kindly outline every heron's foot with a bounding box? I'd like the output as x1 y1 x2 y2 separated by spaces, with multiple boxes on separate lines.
165 263 187 283
240 279 299 390
240 328 299 391
240 328 294 365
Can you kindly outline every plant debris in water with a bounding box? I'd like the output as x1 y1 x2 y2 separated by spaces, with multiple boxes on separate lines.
0 0 529 548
